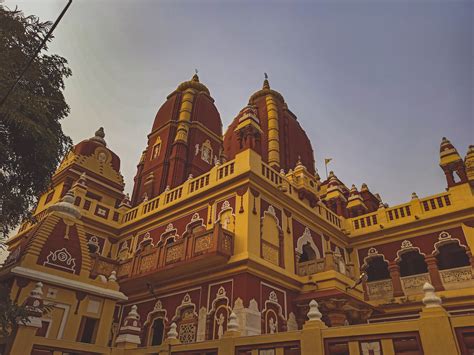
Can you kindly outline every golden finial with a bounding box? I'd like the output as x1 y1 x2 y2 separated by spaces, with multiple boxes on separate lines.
192 69 199 82
263 72 270 89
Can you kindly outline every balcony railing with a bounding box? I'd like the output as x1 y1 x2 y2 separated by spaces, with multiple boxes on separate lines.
366 279 393 300
440 266 473 290
296 254 355 279
348 191 456 234
90 224 234 281
401 273 431 295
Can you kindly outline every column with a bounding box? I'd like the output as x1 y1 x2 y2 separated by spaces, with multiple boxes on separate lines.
424 255 445 291
388 261 404 297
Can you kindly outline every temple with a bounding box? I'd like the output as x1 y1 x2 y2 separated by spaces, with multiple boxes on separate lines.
1 75 473 355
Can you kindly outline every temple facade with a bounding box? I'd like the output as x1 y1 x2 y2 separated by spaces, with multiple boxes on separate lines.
1 75 473 355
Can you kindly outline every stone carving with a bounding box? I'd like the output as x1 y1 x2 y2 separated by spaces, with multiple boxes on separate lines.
269 291 278 303
262 242 279 265
194 235 212 253
44 247 76 273
366 280 393 300
166 244 184 263
287 312 298 331
401 274 430 293
367 247 379 256
221 200 231 211
422 283 442 308
438 231 451 240
307 300 322 321
179 322 197 344
361 341 381 355
167 322 178 339
440 266 472 284
196 307 207 342
139 253 157 273
266 205 276 217
401 240 413 249
227 312 239 332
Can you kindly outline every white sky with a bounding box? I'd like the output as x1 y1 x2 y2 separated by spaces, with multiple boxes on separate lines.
4 0 473 206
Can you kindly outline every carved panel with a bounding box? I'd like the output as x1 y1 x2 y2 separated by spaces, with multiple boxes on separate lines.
262 241 279 266
166 243 184 264
118 260 132 277
440 266 473 288
139 253 158 273
366 279 393 300
401 273 430 295
194 235 212 254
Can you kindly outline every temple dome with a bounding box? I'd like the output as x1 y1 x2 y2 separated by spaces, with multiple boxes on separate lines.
56 127 124 189
224 78 315 174
151 74 221 135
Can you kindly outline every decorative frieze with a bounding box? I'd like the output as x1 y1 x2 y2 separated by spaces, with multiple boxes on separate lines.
366 279 393 300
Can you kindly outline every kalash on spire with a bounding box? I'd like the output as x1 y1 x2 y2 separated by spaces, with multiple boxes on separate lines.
1 74 473 355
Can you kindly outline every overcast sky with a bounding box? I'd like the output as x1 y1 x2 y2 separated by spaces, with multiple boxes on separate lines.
5 0 473 206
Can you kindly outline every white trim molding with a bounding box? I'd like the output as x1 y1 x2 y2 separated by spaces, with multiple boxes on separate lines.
11 266 128 301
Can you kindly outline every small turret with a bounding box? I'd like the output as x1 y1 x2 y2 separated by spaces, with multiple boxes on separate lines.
464 145 474 183
346 184 367 217
439 137 467 187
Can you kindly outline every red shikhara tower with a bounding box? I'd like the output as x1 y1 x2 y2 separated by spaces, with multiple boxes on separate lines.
2 75 474 355
224 77 315 174
131 74 223 204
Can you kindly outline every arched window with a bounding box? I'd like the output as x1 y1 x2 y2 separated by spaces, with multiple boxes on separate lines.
150 318 164 346
300 243 316 262
436 243 470 270
366 256 390 282
399 251 428 277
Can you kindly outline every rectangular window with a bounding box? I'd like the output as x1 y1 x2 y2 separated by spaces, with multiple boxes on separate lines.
77 317 98 344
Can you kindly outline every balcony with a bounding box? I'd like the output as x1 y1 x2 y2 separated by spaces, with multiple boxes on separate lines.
90 224 234 290
296 252 356 279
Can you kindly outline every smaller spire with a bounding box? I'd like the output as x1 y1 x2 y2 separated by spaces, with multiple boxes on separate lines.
90 127 107 146
361 183 368 192
439 136 461 166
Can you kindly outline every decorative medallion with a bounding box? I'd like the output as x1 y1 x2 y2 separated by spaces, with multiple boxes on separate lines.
438 231 451 240
221 200 231 211
44 247 76 273
367 247 378 256
401 240 413 249
269 291 278 303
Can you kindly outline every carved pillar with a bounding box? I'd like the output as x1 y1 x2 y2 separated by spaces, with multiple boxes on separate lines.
324 251 335 271
466 250 474 279
388 261 404 297
443 169 455 187
424 255 445 291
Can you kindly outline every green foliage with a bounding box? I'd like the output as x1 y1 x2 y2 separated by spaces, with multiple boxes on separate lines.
0 5 72 238
0 283 55 337
0 284 29 337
